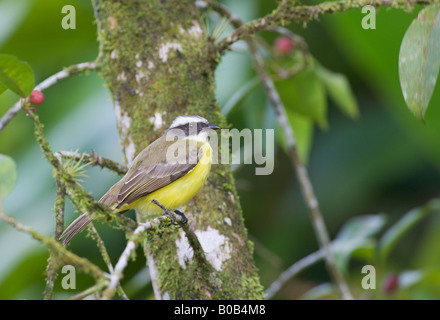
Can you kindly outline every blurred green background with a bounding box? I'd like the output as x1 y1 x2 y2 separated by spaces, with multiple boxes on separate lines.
1 0 440 299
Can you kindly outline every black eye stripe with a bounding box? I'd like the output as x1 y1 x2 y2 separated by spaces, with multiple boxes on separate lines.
171 122 207 135
197 122 208 132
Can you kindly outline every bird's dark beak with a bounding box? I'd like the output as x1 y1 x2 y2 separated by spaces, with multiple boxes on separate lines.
207 123 220 130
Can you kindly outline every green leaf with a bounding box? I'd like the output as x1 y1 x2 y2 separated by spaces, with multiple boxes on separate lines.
300 283 336 300
399 4 440 121
275 65 328 128
0 154 18 199
336 214 387 241
316 64 359 119
0 54 34 98
222 77 260 116
379 199 440 262
350 243 376 261
333 238 375 273
399 270 423 289
332 214 387 272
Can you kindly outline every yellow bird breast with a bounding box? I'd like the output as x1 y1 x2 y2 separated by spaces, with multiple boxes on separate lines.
131 142 212 216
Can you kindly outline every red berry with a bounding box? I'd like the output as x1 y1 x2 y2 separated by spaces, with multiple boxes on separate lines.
382 273 399 295
29 90 44 105
274 36 294 54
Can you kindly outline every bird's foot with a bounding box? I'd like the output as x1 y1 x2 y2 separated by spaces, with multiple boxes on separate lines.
173 209 188 227
152 200 188 227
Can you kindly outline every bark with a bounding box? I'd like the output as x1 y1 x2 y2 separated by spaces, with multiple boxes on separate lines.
91 0 263 299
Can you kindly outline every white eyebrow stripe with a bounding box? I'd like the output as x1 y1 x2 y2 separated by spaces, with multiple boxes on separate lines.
169 115 208 129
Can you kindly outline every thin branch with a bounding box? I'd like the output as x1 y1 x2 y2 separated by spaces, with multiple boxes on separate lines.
265 249 325 300
204 1 353 300
55 150 127 175
70 282 107 300
44 255 58 300
215 0 440 52
0 61 97 133
44 182 66 300
196 0 243 28
0 100 22 133
37 62 98 91
53 182 67 240
89 224 114 273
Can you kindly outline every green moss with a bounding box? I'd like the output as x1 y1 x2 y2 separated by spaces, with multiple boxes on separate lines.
221 183 234 192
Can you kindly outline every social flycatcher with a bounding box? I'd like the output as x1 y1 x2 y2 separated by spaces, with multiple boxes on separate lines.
60 115 220 245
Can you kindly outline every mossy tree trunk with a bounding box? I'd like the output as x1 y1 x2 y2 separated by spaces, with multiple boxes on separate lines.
91 0 264 299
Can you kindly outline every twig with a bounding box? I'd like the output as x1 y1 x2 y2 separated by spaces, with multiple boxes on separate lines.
215 0 440 52
379 198 440 262
70 282 107 300
53 182 67 240
89 224 114 272
0 100 22 133
55 150 127 175
0 61 97 133
204 1 353 300
265 249 325 300
196 0 243 28
43 257 58 300
198 1 307 55
44 182 66 300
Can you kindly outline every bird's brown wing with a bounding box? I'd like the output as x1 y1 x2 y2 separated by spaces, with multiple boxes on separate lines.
115 138 202 209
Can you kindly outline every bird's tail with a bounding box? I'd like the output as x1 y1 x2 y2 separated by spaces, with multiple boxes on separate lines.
59 213 94 246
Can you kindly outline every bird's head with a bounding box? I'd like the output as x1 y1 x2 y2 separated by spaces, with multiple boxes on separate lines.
166 115 220 141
